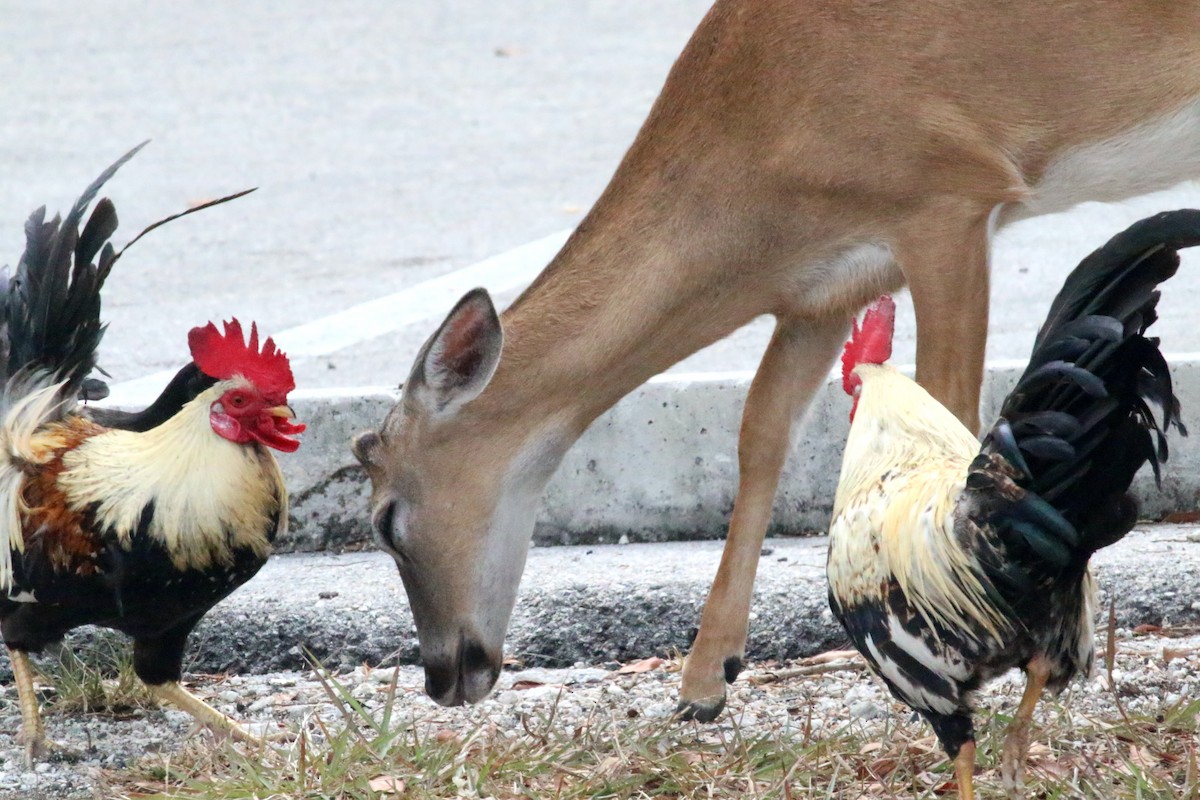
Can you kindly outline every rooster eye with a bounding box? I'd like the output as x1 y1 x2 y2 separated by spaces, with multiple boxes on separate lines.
230 394 247 407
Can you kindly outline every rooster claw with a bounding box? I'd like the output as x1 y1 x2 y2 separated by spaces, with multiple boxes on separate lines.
262 728 297 745
20 735 82 770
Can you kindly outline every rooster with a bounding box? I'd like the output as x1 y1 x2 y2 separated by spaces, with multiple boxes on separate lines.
827 210 1195 799
0 147 304 765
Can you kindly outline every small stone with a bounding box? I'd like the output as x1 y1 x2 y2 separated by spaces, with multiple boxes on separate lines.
370 667 399 685
243 721 278 739
641 702 675 719
522 685 563 702
849 701 885 720
248 696 275 713
567 668 609 684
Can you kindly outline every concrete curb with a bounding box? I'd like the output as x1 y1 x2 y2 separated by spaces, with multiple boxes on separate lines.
277 358 1200 552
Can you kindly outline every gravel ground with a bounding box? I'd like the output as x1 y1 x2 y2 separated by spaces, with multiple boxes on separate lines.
2 630 1197 799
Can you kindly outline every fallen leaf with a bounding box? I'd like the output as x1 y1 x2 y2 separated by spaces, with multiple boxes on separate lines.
931 778 957 796
618 657 664 674
1165 646 1199 663
368 775 407 794
512 680 549 690
1160 510 1200 524
1027 742 1053 758
1129 744 1159 770
1133 623 1163 634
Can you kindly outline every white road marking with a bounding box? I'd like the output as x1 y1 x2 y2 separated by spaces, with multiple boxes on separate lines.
103 229 572 406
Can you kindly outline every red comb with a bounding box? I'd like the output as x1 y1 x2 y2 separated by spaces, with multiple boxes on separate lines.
188 319 295 401
841 296 895 394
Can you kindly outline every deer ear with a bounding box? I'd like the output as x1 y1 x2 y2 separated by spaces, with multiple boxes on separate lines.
405 288 502 416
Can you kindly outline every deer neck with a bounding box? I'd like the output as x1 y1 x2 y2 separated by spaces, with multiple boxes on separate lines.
479 217 762 436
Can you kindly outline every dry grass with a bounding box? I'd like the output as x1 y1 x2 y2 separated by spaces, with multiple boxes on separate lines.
100 659 1199 800
14 626 1198 799
30 631 155 717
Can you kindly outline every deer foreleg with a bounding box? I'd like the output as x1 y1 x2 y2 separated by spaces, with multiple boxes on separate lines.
677 315 850 721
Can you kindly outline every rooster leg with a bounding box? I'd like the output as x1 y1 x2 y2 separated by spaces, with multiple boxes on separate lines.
1001 655 1051 798
678 316 851 721
954 740 977 800
148 681 262 746
9 647 48 767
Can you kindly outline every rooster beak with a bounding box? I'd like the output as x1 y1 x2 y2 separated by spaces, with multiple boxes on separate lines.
269 405 297 419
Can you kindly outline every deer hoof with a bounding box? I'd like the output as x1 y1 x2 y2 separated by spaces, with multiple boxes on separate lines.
674 693 727 722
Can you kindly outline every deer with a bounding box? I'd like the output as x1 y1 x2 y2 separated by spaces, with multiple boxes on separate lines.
352 0 1200 721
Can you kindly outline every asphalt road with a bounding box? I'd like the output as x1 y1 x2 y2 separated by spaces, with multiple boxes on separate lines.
0 1 710 385
3 1 1200 390
3 524 1189 683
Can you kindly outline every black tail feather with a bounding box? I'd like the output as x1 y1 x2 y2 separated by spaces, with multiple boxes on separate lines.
1 145 254 412
977 210 1198 566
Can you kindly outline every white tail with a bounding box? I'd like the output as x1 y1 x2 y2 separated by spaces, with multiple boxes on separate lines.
354 0 1200 712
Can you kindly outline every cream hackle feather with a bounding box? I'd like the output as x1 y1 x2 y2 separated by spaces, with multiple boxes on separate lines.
0 378 72 594
830 363 1012 645
56 378 286 572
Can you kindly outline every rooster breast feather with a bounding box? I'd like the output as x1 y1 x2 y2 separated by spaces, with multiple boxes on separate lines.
831 365 1012 644
54 393 285 572
828 471 1006 720
2 383 286 600
830 465 1013 649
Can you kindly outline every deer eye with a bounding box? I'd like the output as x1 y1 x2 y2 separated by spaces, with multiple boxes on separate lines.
372 499 408 561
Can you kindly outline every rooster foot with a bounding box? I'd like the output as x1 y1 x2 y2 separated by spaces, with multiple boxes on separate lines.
18 733 82 770
261 727 298 744
1000 719 1031 799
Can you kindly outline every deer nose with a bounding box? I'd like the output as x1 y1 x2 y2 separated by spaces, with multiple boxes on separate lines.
423 637 501 706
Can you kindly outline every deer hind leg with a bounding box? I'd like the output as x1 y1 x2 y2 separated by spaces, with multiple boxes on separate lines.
899 203 994 435
677 315 850 722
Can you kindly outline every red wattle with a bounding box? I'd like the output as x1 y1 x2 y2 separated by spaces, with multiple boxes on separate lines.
247 415 305 453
